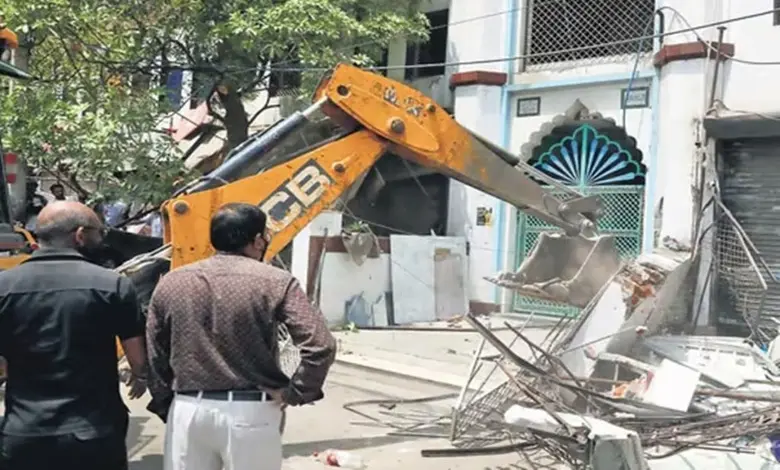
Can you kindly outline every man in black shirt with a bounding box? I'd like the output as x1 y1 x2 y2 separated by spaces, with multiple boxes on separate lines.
0 201 148 470
49 182 67 201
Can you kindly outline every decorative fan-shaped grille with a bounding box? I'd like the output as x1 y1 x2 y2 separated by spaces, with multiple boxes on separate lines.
528 124 646 187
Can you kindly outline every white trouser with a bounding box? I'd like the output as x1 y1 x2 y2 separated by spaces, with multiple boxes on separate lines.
164 392 283 470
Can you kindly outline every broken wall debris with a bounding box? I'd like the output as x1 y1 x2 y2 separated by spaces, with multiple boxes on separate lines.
342 248 780 469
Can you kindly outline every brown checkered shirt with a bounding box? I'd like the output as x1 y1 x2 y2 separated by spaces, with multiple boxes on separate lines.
145 253 336 411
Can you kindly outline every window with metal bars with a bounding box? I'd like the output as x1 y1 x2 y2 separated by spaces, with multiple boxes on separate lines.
268 67 302 98
524 0 655 70
405 9 449 80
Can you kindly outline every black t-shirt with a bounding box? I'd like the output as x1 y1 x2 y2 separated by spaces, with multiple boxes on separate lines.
0 248 145 437
26 194 47 215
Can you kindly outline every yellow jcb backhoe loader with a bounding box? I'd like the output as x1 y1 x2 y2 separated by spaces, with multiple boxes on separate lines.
115 63 623 316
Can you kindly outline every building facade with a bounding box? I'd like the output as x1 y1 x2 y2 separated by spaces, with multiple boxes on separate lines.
161 0 780 331
440 0 780 328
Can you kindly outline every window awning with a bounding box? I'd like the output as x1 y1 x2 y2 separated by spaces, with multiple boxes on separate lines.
703 112 780 140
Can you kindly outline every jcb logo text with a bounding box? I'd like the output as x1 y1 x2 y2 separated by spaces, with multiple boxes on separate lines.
259 160 333 233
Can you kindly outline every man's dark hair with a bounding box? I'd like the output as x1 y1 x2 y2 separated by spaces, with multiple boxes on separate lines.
50 183 64 191
37 211 94 246
210 203 267 254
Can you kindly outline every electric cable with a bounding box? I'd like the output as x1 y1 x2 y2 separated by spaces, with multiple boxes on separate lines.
270 4 532 70
56 7 780 75
660 5 780 66
143 7 780 74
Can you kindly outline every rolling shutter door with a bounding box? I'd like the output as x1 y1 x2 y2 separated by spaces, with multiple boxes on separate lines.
719 138 780 329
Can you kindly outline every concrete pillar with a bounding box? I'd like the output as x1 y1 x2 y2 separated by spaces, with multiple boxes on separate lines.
655 1 729 329
656 64 702 248
386 38 407 82
446 0 510 311
448 84 505 309
655 1 717 248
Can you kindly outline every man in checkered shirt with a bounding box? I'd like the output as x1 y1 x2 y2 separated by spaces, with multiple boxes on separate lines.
146 202 336 470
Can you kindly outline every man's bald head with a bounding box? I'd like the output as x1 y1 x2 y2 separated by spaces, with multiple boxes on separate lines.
36 201 102 248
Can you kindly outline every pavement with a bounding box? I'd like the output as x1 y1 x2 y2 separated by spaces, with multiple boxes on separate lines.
331 316 559 391
126 362 556 470
14 317 762 469
123 317 566 468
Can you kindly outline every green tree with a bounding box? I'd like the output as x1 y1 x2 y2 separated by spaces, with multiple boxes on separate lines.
1 0 429 203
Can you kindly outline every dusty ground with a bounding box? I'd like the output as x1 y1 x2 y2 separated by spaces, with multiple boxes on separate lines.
126 363 550 470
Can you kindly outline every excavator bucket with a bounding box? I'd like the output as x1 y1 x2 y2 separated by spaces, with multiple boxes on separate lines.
486 232 622 308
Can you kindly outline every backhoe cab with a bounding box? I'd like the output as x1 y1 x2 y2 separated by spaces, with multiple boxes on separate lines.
0 25 30 80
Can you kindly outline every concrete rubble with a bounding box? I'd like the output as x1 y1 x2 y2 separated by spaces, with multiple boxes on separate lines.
335 248 780 469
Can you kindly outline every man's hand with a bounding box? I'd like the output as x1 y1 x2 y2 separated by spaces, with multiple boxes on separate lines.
126 375 147 399
120 367 147 399
269 389 288 434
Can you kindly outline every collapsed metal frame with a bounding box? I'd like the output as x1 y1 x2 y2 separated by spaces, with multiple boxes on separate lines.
449 273 619 447
445 312 780 463
694 195 776 344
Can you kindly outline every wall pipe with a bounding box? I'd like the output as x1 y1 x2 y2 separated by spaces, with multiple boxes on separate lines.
494 0 520 308
643 10 665 253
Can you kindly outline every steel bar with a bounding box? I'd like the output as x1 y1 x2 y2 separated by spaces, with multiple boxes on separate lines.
450 336 485 440
421 441 537 458
505 321 585 388
495 361 575 435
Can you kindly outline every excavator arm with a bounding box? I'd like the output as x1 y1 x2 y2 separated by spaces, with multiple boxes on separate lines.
163 129 388 265
119 63 621 308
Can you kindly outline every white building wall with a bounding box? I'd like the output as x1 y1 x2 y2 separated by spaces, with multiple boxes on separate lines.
446 0 780 315
655 1 780 248
445 0 658 309
719 2 780 111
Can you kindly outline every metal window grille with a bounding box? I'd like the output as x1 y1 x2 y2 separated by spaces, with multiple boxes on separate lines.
523 0 656 71
514 185 645 317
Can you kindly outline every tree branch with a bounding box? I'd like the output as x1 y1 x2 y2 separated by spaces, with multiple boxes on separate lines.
246 82 275 128
217 83 248 152
238 70 270 97
205 84 225 124
49 28 97 101
165 38 198 67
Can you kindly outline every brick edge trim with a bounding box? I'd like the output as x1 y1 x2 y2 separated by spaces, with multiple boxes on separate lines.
654 41 735 67
450 70 508 89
